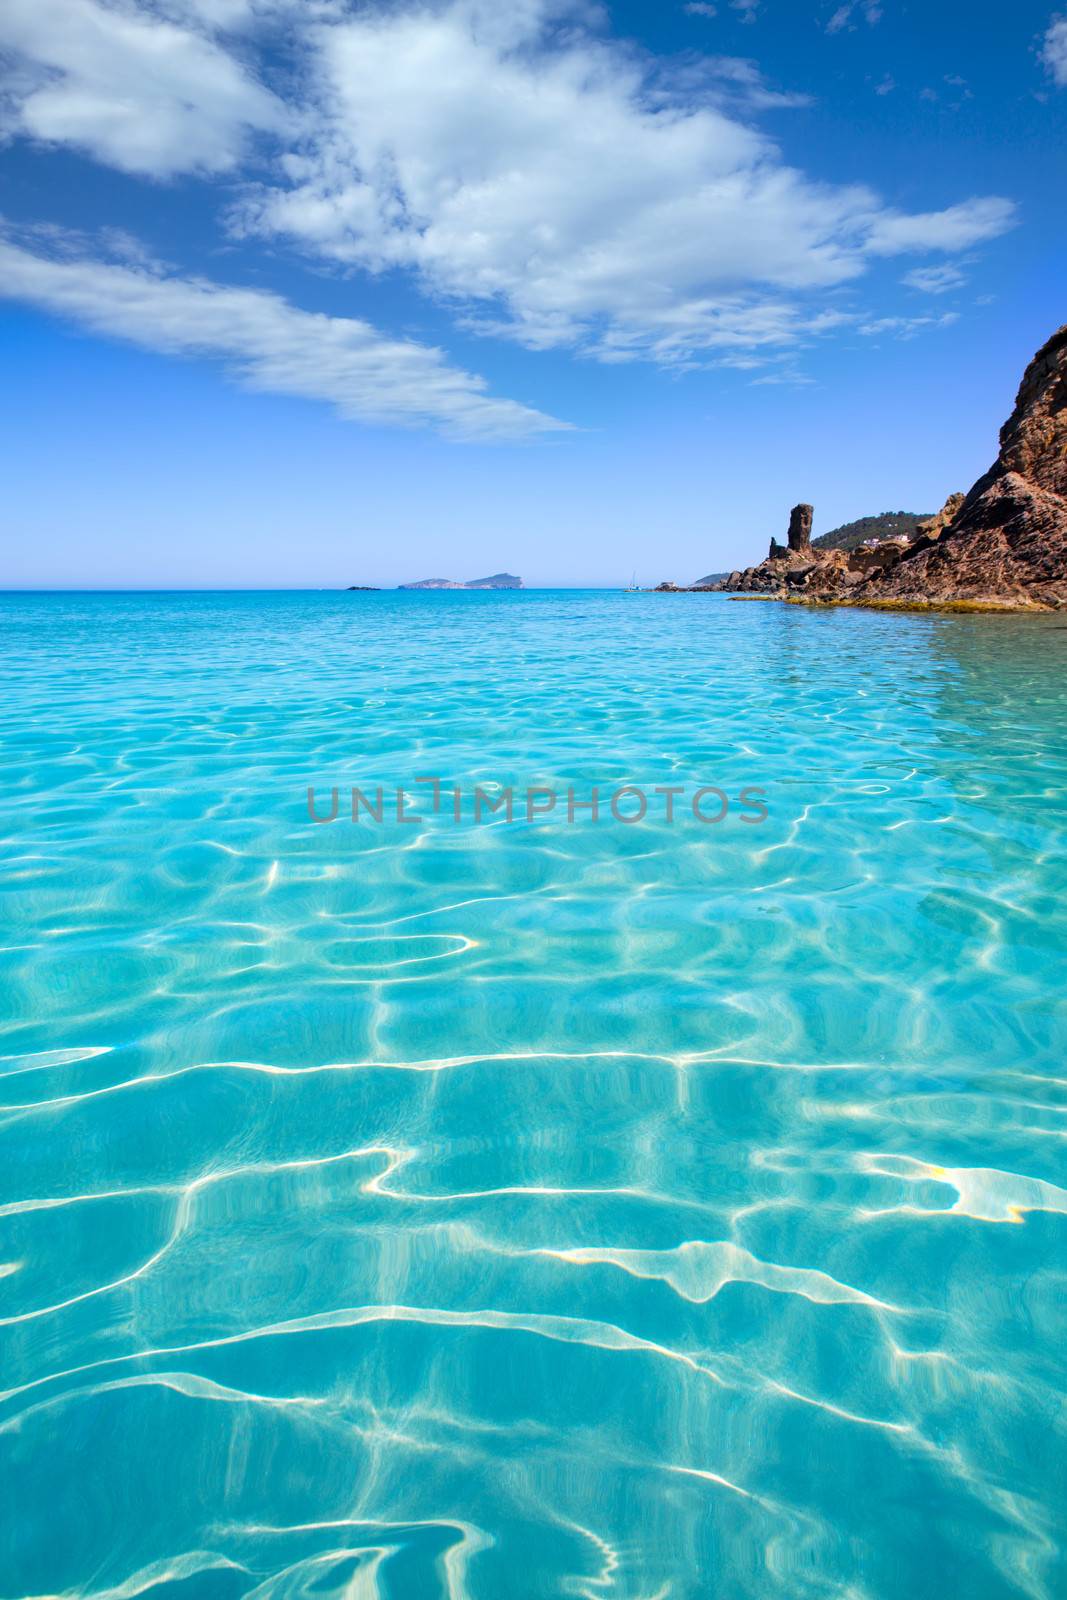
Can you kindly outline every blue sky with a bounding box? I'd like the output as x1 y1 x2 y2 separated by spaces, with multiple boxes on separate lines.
1 0 1064 588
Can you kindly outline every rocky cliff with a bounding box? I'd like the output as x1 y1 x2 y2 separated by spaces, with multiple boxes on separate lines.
708 324 1067 610
707 499 961 598
853 325 1067 608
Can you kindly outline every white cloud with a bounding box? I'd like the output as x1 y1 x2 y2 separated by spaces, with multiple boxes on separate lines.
902 263 966 294
0 228 567 440
858 312 959 338
731 0 759 21
0 0 285 175
658 54 813 110
865 198 1016 255
684 3 717 15
227 0 1014 368
1043 16 1067 85
750 370 816 385
0 0 1019 377
826 2 881 33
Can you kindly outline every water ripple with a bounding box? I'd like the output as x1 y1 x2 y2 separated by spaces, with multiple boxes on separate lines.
1 592 1065 1600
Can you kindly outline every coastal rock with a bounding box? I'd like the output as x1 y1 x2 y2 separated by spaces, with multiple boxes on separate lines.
855 325 1067 608
711 502 824 593
812 511 934 553
788 503 814 553
913 493 965 541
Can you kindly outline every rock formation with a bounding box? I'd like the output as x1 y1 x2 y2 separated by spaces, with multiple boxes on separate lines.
913 494 965 541
706 323 1067 609
812 512 933 553
853 325 1067 608
710 502 829 594
788 503 813 552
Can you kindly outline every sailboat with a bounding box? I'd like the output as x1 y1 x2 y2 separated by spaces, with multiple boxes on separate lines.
625 571 639 592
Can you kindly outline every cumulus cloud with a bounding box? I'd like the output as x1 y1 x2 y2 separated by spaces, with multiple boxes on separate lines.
0 228 567 440
0 0 1020 384
226 0 1014 367
1043 16 1067 85
0 0 285 175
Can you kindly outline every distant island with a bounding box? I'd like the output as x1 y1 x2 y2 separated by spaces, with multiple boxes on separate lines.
398 573 524 590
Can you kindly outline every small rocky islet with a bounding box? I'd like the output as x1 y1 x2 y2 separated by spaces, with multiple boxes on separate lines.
683 321 1067 611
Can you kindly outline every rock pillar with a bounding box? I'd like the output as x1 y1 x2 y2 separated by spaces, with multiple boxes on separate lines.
787 504 814 553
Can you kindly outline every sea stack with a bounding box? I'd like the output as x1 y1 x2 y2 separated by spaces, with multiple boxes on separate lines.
788 504 814 553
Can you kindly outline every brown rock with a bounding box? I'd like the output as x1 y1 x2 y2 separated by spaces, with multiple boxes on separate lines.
788 503 814 552
711 504 828 593
912 492 965 542
857 325 1067 608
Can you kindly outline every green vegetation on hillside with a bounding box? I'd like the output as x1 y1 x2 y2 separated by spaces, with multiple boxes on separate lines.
812 511 931 552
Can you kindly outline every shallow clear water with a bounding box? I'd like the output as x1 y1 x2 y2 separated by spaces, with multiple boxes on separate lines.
1 590 1065 1600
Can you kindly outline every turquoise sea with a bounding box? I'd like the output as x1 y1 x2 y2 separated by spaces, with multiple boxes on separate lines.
1 589 1065 1600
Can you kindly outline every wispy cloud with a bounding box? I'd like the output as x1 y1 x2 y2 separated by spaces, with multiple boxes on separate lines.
664 53 814 109
1043 15 1067 85
750 370 816 385
858 312 959 338
826 2 882 34
683 2 717 15
865 199 1016 254
0 226 568 440
903 263 967 294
